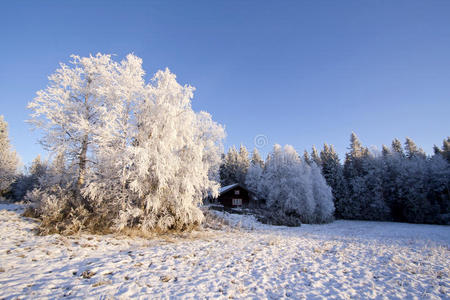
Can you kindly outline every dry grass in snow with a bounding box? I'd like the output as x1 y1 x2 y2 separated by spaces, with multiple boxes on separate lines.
0 204 449 299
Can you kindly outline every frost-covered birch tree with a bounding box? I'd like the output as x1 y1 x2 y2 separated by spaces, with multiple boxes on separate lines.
259 144 334 224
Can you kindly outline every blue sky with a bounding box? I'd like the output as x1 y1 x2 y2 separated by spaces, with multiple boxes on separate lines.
1 0 449 165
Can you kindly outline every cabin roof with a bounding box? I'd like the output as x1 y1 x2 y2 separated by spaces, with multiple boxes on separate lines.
219 183 245 194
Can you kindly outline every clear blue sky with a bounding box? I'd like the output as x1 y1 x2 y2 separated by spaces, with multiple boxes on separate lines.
1 0 449 166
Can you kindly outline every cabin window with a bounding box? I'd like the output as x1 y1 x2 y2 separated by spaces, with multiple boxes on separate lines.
232 198 242 206
234 190 240 195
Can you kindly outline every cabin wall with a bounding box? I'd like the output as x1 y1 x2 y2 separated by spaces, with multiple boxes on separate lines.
217 186 250 208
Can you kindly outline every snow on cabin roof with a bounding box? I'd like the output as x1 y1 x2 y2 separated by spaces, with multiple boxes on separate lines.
219 183 240 194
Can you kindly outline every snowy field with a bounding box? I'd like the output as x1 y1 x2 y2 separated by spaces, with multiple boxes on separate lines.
0 204 449 299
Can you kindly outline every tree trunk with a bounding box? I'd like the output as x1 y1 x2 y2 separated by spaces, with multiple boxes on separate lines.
77 134 88 190
74 93 92 210
74 134 91 210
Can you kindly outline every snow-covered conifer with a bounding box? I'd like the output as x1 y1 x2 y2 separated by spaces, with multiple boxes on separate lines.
433 137 450 163
303 150 312 165
237 144 250 184
311 145 322 166
405 137 426 159
391 138 404 157
320 144 347 218
245 149 264 199
220 147 239 186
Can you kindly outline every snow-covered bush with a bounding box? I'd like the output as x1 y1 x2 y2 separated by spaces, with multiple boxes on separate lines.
27 53 225 234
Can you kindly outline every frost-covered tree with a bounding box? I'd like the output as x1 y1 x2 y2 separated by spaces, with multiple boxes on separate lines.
27 54 225 234
396 155 430 223
433 137 450 163
89 69 225 232
427 154 450 220
237 145 250 184
342 132 369 219
245 148 264 199
0 115 19 195
405 137 426 159
259 144 333 224
311 145 322 166
359 154 390 220
220 147 239 186
28 54 123 208
219 144 250 186
310 161 335 223
381 144 391 157
303 150 312 165
391 138 404 157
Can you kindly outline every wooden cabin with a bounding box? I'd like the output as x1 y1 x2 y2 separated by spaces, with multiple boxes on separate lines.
216 183 250 208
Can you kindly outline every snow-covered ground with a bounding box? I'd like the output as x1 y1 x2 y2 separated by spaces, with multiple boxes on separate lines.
0 204 449 299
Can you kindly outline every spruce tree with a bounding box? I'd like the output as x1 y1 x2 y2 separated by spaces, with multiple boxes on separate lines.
246 149 264 201
382 144 391 157
237 144 250 185
342 132 371 219
303 150 312 165
250 148 264 168
391 138 404 157
405 137 426 159
434 137 450 163
219 145 250 186
311 145 322 166
219 147 239 186
320 144 347 218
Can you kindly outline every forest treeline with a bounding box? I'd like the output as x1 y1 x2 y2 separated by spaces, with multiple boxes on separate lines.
220 134 450 225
